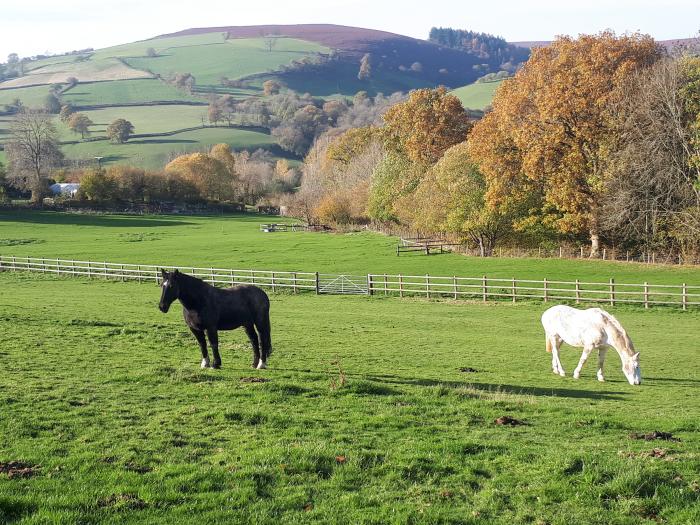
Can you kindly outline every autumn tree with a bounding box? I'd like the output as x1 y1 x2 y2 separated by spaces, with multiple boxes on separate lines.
411 142 511 256
68 113 93 139
5 109 63 202
262 80 283 96
165 145 239 202
382 86 471 165
59 104 75 122
468 31 663 256
208 102 222 126
106 118 134 143
358 53 372 80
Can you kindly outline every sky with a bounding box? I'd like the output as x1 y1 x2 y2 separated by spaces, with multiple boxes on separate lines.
3 0 699 60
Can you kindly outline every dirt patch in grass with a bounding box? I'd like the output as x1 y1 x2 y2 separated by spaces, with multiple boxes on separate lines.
0 461 40 479
97 493 147 511
240 376 269 383
494 416 526 426
619 448 673 460
458 367 479 373
629 431 680 442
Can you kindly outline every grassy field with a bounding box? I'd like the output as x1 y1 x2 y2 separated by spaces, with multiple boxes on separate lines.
0 85 54 108
452 81 503 110
56 105 209 141
58 128 280 169
0 270 698 524
123 37 329 89
61 79 204 107
1 210 698 285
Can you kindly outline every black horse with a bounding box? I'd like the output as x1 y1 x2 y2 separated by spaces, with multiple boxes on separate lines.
158 269 272 369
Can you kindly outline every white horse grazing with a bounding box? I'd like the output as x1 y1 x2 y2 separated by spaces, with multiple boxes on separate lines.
541 305 641 385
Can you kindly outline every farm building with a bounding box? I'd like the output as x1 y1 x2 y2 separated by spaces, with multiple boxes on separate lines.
49 183 81 197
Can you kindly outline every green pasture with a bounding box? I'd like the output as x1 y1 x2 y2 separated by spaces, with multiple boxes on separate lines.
0 85 54 108
92 33 228 61
1 211 698 286
452 80 503 110
0 272 698 524
61 79 203 107
57 127 279 169
56 105 209 141
123 37 329 89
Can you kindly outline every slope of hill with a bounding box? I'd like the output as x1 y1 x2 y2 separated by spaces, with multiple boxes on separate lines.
451 80 503 110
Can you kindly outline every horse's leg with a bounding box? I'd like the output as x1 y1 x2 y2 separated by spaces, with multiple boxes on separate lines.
244 324 261 369
190 328 210 368
573 346 594 379
206 328 222 369
255 310 272 370
550 336 565 376
596 348 608 382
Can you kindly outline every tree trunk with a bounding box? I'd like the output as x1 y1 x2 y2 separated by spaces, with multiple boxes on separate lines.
589 232 601 258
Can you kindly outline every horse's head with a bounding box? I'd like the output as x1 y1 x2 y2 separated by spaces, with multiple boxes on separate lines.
622 352 641 385
159 268 180 313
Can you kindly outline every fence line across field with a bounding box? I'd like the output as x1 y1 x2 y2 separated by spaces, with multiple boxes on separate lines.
1 255 698 310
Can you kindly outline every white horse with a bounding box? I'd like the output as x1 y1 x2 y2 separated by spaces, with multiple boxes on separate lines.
541 305 641 385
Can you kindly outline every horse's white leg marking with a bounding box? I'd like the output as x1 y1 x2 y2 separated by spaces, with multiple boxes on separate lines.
201 357 210 369
256 360 267 370
550 337 565 376
596 348 608 382
573 346 593 379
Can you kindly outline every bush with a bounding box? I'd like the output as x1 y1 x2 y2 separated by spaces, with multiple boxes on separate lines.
315 194 353 225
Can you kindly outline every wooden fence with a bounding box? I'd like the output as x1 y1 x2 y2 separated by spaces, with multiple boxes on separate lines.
0 256 317 294
367 274 699 310
1 255 698 310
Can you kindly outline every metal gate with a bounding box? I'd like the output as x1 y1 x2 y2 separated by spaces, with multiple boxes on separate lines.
317 274 368 295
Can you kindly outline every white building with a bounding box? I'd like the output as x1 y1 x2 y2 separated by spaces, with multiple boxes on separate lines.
49 183 80 197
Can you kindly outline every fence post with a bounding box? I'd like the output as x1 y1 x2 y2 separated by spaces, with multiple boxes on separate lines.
575 279 581 304
87 260 92 279
383 274 388 296
293 272 298 294
609 278 615 306
57 258 61 276
512 278 516 303
559 246 562 258
103 261 107 280
120 264 125 282
543 278 548 303
366 274 372 296
426 275 430 299
271 272 276 293
643 282 649 309
453 276 458 300
399 274 404 298
580 246 584 258
603 248 606 260
482 276 487 302
137 264 141 283
71 260 75 277
682 283 687 311
315 272 320 295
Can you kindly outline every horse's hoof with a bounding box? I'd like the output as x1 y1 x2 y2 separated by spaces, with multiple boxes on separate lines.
212 362 222 369
597 377 605 382
573 374 580 379
256 361 267 370
558 372 566 377
201 358 210 369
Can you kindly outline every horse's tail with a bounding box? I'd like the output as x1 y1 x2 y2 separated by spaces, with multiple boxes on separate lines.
545 335 552 353
257 305 272 359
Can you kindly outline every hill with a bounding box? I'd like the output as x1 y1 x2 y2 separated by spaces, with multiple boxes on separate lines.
451 80 503 110
0 24 509 170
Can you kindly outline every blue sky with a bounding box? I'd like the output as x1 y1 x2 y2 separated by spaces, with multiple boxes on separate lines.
3 0 699 60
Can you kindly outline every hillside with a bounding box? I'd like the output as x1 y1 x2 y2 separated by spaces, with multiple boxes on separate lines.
451 80 503 110
0 24 509 170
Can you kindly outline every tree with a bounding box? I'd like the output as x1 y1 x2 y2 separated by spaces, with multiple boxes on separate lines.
65 77 78 88
59 104 75 122
5 109 63 202
44 93 61 114
68 113 94 139
382 86 471 165
78 168 118 201
411 142 511 256
106 118 134 143
468 31 663 256
146 47 157 57
165 151 235 201
358 53 372 80
208 102 222 126
264 36 278 52
262 80 282 96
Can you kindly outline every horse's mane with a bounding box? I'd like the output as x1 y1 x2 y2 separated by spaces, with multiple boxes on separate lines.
600 310 635 355
175 271 211 291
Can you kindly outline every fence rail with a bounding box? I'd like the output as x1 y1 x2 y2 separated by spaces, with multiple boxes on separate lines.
1 255 698 310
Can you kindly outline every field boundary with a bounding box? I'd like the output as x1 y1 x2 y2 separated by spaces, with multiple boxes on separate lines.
1 255 698 310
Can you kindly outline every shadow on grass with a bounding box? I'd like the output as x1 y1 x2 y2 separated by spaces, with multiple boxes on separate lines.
0 211 195 228
126 138 198 145
271 367 628 400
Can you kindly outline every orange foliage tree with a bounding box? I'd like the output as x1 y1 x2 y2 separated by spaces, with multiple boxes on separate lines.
468 32 662 255
165 144 238 201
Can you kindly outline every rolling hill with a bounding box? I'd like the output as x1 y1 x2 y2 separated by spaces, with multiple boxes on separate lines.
0 24 519 169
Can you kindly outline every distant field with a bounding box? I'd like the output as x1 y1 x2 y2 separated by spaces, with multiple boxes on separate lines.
0 84 54 108
452 80 503 110
56 105 209 141
93 32 227 60
0 56 151 88
123 37 329 88
1 211 698 286
59 127 280 169
61 79 203 106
